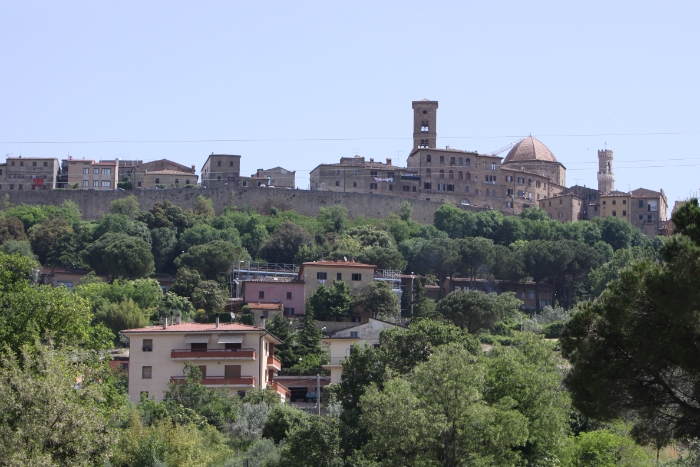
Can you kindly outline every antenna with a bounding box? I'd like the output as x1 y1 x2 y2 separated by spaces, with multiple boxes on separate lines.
396 150 404 167
351 147 360 155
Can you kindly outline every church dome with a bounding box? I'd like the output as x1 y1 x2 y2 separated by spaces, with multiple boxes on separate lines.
502 136 557 164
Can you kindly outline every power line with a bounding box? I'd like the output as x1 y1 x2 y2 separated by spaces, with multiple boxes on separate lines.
0 131 697 145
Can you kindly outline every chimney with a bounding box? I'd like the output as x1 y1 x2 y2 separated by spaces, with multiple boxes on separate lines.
162 315 168 329
370 158 374 162
191 165 195 171
386 158 392 166
175 313 181 324
216 314 220 329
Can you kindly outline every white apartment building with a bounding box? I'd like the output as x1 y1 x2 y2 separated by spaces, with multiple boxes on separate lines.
122 320 287 403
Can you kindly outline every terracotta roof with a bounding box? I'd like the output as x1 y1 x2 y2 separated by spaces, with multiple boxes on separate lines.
246 302 284 310
502 137 558 164
631 188 661 198
122 322 266 333
144 170 199 176
301 261 376 269
243 277 301 283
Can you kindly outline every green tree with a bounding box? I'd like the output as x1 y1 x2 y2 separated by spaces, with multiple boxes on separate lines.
170 267 202 297
27 215 73 264
572 430 653 467
346 225 395 249
437 290 519 334
296 308 323 359
561 233 700 443
351 281 398 320
317 205 349 233
258 220 314 264
0 344 123 466
672 198 700 243
193 194 215 218
178 223 228 252
265 313 297 368
136 200 193 234
191 280 228 314
82 232 154 279
600 215 636 250
175 240 248 280
94 299 150 342
0 239 36 260
360 344 529 467
281 416 344 467
0 252 112 354
262 404 309 444
109 194 140 218
0 216 26 243
399 200 413 222
307 280 352 318
92 213 133 240
150 227 178 272
489 244 525 281
356 247 407 271
457 236 495 286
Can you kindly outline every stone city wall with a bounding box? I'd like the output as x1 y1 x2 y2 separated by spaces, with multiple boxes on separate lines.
1 187 495 224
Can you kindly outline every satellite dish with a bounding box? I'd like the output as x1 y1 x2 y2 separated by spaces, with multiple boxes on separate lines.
230 312 236 320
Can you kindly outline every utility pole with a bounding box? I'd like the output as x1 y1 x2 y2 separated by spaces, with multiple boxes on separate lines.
316 374 321 415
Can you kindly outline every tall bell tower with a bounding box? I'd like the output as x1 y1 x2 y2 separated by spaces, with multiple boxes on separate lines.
597 149 615 193
412 99 438 150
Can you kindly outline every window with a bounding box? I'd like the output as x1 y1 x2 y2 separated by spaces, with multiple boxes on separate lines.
612 211 617 216
560 199 563 204
517 177 525 184
648 201 658 212
439 170 444 179
622 210 627 216
603 200 606 205
450 157 455 165
439 156 444 164
93 168 99 174
613 200 616 205
155 178 160 184
508 188 514 196
259 291 265 299
9 185 13 190
336 169 340 175
426 154 432 162
491 163 497 170
528 290 535 299
465 185 469 193
82 180 88 187
353 182 357 187
486 189 490 196
413 186 416 192
647 214 653 223
138 181 142 187
623 199 627 204
350 331 358 338
142 339 153 351
83 167 89 174
351 316 361 322
447 184 454 192
426 168 431 177
317 272 327 280
370 183 378 190
353 170 358 175
10 161 14 166
286 292 292 299
420 139 428 147
458 171 463 180
351 273 362 281
335 181 340 186
388 172 395 179
19 161 23 166
438 183 446 191
536 180 541 188
93 180 99 187
639 214 643 220
465 158 471 166
175 179 179 184
225 365 241 379
102 168 111 174
594 206 598 211
448 170 454 179
370 170 377 176
283 307 295 317
142 366 152 379
402 185 409 192
218 161 221 166
336 272 342 280
465 172 471 181
101 181 111 187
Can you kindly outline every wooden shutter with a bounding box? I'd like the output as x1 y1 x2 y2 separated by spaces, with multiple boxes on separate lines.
225 365 241 379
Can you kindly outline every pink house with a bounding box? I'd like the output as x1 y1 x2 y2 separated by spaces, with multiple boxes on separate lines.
242 278 305 318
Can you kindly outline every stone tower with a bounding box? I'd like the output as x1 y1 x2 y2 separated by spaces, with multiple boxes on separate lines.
597 149 615 193
412 99 438 150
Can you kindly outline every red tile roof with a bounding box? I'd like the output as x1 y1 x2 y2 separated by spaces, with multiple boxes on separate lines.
246 302 284 310
122 322 266 333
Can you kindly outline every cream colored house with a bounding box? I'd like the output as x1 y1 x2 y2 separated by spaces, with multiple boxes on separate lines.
64 159 118 190
322 318 402 383
299 260 376 300
122 321 287 403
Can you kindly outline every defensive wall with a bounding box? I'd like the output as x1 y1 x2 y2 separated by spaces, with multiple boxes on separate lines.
1 187 495 224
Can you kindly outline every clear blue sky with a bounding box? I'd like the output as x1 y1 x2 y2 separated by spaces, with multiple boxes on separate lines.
2 1 698 209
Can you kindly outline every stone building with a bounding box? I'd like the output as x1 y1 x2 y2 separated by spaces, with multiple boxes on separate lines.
142 170 198 188
0 156 59 191
250 167 296 189
64 159 119 190
539 193 586 222
201 154 241 187
99 158 197 189
500 137 566 186
309 156 407 196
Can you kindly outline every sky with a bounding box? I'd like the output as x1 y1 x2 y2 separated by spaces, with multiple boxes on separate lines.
1 1 699 208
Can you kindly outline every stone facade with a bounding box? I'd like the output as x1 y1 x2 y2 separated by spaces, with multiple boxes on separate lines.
250 167 295 189
539 193 585 222
412 99 438 149
0 157 58 192
310 156 407 197
630 188 668 236
201 154 241 187
597 149 615 193
142 170 198 188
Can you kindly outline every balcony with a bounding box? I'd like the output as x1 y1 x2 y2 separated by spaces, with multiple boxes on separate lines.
267 356 282 371
170 375 256 388
323 357 346 367
270 381 290 399
170 348 257 360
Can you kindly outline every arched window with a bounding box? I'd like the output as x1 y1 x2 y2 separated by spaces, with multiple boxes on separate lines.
465 172 471 181
606 162 611 173
448 170 454 179
426 168 431 177
458 158 463 165
458 171 463 180
486 189 490 196
439 170 445 179
465 158 471 166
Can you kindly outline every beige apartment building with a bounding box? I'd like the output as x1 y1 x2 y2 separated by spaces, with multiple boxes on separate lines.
143 170 198 188
322 318 401 383
250 167 296 189
64 159 118 190
298 260 376 300
122 320 287 403
201 154 241 187
0 156 59 191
